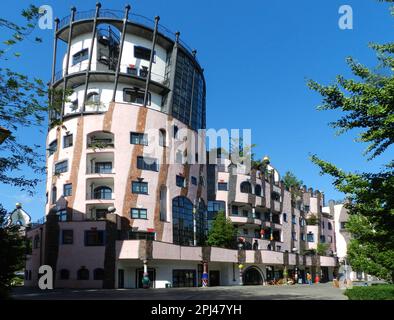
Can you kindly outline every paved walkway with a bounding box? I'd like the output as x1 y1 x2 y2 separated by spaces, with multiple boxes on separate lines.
12 283 347 300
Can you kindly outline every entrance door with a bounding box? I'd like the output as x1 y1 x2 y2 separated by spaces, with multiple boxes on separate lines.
243 267 263 285
209 271 220 286
321 267 329 283
118 269 124 288
137 268 155 288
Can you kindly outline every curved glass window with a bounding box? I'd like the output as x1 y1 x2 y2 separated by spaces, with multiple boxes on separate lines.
240 181 252 193
93 186 112 200
172 196 206 246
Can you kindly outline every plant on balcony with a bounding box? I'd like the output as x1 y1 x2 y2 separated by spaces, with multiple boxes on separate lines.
317 243 330 256
283 171 303 197
88 140 113 150
206 211 237 249
306 214 318 225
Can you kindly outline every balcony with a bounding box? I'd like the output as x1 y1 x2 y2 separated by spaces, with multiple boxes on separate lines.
85 204 114 221
86 152 114 175
87 131 114 150
86 177 114 202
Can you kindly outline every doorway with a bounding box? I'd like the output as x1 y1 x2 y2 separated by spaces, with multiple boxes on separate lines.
243 266 264 285
209 270 220 286
118 269 124 288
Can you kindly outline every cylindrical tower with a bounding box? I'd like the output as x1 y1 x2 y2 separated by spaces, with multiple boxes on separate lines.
46 4 207 248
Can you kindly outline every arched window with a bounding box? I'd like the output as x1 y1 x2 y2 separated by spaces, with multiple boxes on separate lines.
33 235 40 249
51 186 57 205
173 125 179 139
93 186 112 200
87 92 100 104
77 267 89 280
159 129 166 147
255 184 262 196
93 268 105 280
240 181 252 194
60 269 70 280
328 222 333 230
283 213 287 223
172 196 206 246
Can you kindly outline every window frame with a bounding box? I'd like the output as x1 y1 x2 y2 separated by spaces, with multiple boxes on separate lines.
123 88 151 106
61 230 73 245
137 156 159 172
63 134 73 148
134 45 155 62
63 183 72 197
130 132 148 146
54 160 68 174
72 48 89 65
217 182 228 191
131 208 148 219
84 230 106 246
132 181 148 195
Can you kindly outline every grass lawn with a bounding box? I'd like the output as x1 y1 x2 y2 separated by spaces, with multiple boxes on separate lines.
345 284 394 300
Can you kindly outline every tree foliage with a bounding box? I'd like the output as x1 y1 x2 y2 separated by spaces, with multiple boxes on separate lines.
309 2 394 282
0 205 26 299
0 5 47 195
206 211 237 248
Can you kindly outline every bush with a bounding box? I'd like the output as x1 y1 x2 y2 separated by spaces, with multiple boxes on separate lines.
345 285 394 300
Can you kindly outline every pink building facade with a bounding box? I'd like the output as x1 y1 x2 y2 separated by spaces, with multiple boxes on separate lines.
24 4 338 289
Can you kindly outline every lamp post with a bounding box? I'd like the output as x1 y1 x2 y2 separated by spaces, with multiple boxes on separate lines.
238 242 244 285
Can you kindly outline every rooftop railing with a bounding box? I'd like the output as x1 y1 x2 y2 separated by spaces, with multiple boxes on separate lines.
57 9 198 63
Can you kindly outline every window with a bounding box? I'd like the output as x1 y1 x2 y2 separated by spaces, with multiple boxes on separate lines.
272 214 280 224
123 88 150 105
131 208 147 219
134 45 154 61
126 66 138 75
33 235 40 249
240 181 252 193
48 140 57 156
283 213 287 223
172 270 196 288
137 156 158 172
60 269 70 280
301 233 305 241
54 160 68 174
328 222 333 230
242 210 248 218
128 231 155 240
327 235 333 243
191 176 197 186
172 196 206 246
57 209 68 222
173 125 179 139
292 232 297 240
132 181 148 194
93 186 112 200
72 48 89 65
93 268 105 280
63 183 72 197
320 235 326 243
255 184 262 196
94 162 112 174
207 201 225 221
159 129 166 147
292 214 296 225
51 186 57 205
217 182 228 191
62 230 73 244
63 134 73 148
271 191 280 201
340 222 347 230
300 217 306 226
176 175 185 188
304 205 310 212
307 232 314 242
130 132 148 146
84 230 105 246
231 205 239 216
160 185 167 221
322 221 325 229
77 267 89 280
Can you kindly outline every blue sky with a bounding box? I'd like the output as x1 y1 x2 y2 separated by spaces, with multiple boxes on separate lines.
0 0 393 220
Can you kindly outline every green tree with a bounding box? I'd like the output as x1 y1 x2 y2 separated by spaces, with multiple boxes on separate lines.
0 205 26 299
0 5 47 195
206 211 237 248
317 243 330 256
308 2 394 282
